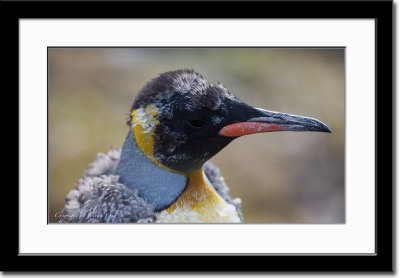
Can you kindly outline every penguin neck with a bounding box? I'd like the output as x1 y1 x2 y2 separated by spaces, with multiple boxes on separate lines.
165 169 225 212
115 129 189 211
157 165 241 223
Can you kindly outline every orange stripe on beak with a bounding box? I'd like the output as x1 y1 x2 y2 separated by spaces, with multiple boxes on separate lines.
219 122 288 137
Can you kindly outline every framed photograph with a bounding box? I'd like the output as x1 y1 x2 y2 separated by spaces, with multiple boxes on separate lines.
8 0 392 272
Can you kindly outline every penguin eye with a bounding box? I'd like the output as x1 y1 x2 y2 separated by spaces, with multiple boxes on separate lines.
187 119 205 128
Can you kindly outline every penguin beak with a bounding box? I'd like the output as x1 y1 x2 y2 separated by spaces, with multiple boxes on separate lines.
219 107 331 137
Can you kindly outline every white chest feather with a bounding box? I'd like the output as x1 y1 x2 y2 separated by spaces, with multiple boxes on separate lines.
156 201 241 223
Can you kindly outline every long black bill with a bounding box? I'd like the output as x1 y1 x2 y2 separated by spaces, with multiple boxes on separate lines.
219 107 331 137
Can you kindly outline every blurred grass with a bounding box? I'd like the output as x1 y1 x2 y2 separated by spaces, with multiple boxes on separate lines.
48 48 345 223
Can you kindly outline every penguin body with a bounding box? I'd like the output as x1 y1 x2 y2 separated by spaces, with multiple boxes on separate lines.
59 147 242 223
60 69 330 223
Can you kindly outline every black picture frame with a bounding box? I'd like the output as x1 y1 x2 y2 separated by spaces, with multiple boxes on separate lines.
5 0 393 272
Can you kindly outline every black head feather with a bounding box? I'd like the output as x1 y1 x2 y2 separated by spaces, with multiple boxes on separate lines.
126 69 234 126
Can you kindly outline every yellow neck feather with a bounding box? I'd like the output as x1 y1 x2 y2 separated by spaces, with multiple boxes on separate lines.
131 105 183 175
166 170 219 212
157 170 241 223
131 105 160 164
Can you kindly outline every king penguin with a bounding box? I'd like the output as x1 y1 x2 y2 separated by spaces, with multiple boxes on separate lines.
59 69 331 223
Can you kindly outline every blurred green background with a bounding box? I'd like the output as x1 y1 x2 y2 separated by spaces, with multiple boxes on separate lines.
48 48 344 223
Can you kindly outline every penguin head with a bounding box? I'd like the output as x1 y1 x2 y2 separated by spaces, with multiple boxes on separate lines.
128 69 330 174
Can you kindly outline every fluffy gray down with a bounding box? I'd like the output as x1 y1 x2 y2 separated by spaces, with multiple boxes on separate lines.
59 147 243 223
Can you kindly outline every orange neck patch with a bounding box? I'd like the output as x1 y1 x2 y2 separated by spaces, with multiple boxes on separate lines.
158 170 240 223
165 170 219 212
